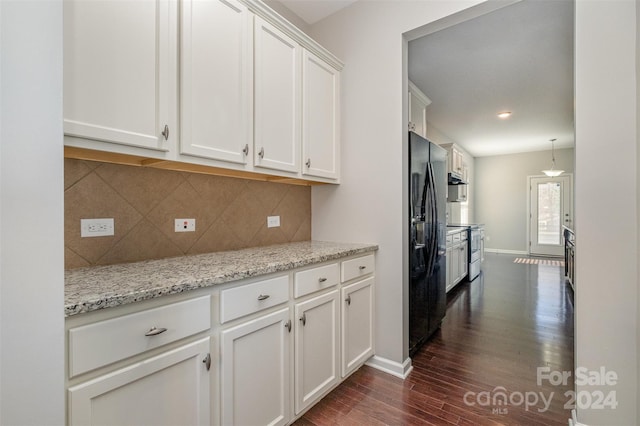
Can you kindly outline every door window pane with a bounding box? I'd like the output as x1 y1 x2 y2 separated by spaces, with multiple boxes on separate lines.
537 182 561 245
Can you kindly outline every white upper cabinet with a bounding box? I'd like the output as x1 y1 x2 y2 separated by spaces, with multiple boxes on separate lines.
302 50 340 180
180 0 252 164
63 0 175 151
253 17 301 173
408 81 431 139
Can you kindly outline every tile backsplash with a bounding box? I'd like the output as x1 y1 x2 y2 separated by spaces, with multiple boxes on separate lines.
64 159 311 269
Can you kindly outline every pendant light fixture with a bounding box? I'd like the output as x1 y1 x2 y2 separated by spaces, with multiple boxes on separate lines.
542 138 564 177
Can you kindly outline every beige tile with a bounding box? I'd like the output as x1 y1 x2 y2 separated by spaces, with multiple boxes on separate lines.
97 219 183 265
252 223 289 247
95 163 185 215
65 247 91 270
189 218 247 254
64 159 93 190
65 172 142 263
188 174 248 223
274 186 311 240
246 180 289 213
146 180 214 253
219 186 271 243
291 216 312 242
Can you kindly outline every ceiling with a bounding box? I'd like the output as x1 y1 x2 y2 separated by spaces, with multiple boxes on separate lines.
276 0 575 158
409 0 574 157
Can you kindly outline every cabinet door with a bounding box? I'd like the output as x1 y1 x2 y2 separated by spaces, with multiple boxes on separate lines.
451 242 460 284
180 0 252 164
409 90 427 137
295 290 339 414
446 246 453 292
64 0 174 151
460 242 468 278
221 308 291 426
301 50 340 180
68 338 210 426
254 16 301 173
341 277 374 377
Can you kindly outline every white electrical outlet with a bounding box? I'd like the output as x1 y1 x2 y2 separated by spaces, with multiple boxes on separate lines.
81 218 115 237
175 218 196 232
267 216 280 228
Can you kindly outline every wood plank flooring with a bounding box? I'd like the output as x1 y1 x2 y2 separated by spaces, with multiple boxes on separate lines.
295 253 574 425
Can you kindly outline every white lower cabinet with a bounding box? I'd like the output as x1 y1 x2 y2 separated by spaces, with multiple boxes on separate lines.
341 277 374 378
294 289 339 415
221 308 291 426
68 337 211 426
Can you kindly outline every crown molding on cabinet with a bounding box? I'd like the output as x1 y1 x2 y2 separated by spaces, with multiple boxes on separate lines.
241 0 344 71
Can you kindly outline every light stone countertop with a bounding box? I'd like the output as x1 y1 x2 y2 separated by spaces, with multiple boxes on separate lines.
65 241 378 317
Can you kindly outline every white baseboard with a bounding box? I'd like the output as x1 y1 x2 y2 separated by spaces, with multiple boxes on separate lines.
485 248 528 255
365 355 413 379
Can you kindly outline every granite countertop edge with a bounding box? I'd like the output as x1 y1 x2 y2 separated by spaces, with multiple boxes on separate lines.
65 241 378 317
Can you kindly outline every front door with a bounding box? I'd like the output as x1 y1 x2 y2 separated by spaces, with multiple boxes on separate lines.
529 175 573 256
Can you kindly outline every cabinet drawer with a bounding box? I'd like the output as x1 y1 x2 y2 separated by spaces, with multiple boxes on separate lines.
69 295 211 378
220 275 289 324
341 254 375 283
294 263 340 298
446 235 453 245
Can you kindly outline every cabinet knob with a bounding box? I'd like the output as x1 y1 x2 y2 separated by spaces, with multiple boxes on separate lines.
258 147 265 159
284 319 292 333
242 144 249 155
345 295 351 306
300 313 306 326
318 277 327 283
305 158 311 168
161 125 169 141
144 326 167 337
203 353 211 371
359 265 367 270
257 294 270 301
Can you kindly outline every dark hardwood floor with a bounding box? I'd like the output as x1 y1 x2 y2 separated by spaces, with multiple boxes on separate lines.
295 253 574 425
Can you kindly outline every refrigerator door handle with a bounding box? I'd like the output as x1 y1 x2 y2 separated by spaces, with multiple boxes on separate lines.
427 163 438 276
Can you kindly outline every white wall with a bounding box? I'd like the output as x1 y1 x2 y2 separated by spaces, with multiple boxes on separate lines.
0 1 65 424
309 0 509 374
575 1 638 424
475 148 574 253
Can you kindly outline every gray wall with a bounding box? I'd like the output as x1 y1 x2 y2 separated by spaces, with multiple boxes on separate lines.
475 148 574 253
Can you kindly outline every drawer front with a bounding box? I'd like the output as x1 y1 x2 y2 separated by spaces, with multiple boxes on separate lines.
452 232 461 242
294 263 340 298
220 275 289 324
341 254 375 283
446 235 453 245
69 295 211 378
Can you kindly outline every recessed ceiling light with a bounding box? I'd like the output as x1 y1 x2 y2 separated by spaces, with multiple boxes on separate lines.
497 111 512 119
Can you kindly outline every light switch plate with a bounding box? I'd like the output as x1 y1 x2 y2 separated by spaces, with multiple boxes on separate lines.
81 218 114 237
267 216 280 228
175 218 196 232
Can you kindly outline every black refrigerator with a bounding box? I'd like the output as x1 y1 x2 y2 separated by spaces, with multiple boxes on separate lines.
408 131 447 357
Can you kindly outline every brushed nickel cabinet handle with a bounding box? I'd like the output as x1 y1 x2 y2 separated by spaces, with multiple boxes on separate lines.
258 147 265 159
161 125 169 140
318 277 327 283
359 265 367 270
242 144 249 155
345 295 351 306
203 353 211 371
306 158 311 168
285 319 292 333
300 313 306 326
145 327 167 337
257 294 270 301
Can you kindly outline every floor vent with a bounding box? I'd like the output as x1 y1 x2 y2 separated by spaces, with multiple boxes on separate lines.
514 257 565 266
